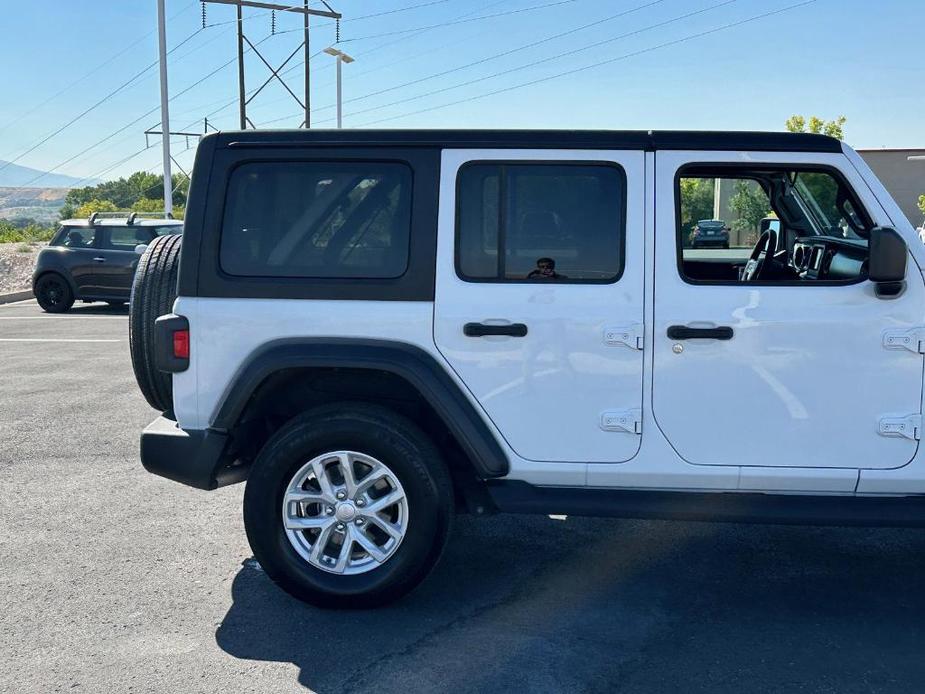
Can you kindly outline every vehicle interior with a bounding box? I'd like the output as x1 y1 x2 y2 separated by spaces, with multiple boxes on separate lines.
678 166 873 284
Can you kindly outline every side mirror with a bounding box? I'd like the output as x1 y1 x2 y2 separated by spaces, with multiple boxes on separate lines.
869 226 906 297
134 243 149 255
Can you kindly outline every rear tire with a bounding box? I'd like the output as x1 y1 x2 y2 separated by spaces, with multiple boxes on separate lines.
243 403 453 608
35 273 74 313
129 234 182 412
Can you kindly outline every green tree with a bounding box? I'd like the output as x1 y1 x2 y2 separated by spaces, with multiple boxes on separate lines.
729 179 771 234
74 199 118 218
61 171 189 219
679 177 715 241
131 196 185 220
918 194 925 223
786 115 847 140
132 197 165 213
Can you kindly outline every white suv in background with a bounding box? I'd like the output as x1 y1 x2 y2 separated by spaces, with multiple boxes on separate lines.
129 129 925 608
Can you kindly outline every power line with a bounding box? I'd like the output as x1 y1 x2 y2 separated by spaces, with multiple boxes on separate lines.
0 27 205 175
4 15 253 179
52 23 246 178
333 0 672 113
173 0 510 126
0 0 200 137
276 0 581 42
355 0 818 128
15 32 279 189
261 0 732 127
243 0 549 122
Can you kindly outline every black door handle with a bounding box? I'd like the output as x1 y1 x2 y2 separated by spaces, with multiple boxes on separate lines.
464 322 528 338
667 325 734 340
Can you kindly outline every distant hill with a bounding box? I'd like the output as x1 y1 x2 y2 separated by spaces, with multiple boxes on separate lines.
0 161 91 188
0 187 69 224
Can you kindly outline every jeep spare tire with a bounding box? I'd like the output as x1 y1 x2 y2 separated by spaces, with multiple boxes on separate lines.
130 233 182 413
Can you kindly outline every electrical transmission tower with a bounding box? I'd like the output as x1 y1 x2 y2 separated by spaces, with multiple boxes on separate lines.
201 0 342 129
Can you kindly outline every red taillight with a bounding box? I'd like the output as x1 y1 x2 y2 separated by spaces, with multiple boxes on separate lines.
173 329 190 360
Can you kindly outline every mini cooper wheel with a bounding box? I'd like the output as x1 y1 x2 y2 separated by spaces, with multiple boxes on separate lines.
35 274 74 313
243 403 453 608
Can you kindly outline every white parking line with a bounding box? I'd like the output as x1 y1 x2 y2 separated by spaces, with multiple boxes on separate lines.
0 338 122 343
0 299 38 308
0 316 125 320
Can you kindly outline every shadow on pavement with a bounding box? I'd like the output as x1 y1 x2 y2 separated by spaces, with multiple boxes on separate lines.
215 515 925 693
67 302 130 315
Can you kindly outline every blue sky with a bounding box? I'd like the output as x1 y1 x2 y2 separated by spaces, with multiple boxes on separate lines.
0 0 922 185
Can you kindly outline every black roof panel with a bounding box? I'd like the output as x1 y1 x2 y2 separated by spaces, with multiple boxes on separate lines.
216 129 842 153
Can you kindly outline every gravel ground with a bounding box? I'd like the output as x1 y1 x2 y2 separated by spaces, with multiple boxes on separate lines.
3 300 925 693
0 242 44 293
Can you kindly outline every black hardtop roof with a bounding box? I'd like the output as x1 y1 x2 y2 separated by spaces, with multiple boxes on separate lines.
211 128 842 153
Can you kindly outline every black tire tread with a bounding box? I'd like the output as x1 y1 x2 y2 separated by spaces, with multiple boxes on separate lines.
244 402 454 608
129 234 182 412
35 273 74 313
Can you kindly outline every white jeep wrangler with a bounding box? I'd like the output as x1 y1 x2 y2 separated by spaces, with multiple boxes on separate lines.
131 129 925 608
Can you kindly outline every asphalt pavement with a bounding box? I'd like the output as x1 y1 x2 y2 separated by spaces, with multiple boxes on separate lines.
2 299 925 693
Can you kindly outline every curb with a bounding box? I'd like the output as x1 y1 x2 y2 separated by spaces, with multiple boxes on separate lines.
0 290 33 305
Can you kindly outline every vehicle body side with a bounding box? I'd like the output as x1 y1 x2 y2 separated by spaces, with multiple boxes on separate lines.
154 130 925 519
33 219 182 302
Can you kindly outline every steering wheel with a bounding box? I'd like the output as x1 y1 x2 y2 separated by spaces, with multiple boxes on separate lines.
742 227 779 281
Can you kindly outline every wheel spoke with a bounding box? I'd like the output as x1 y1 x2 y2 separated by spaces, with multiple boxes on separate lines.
339 452 360 498
284 489 325 506
284 515 332 531
354 468 390 498
331 528 353 573
368 515 403 542
365 488 404 514
352 526 388 563
311 459 337 501
309 522 337 565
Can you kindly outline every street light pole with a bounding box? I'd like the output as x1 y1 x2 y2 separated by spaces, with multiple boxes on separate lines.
323 47 354 128
156 0 173 217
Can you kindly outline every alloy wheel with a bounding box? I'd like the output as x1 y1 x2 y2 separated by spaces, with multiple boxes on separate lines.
281 450 409 575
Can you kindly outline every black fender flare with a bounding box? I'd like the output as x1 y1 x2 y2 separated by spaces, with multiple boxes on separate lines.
210 338 510 479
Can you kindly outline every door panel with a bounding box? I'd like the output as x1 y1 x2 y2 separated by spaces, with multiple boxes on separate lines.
58 227 102 296
434 149 646 463
92 228 153 297
653 151 923 470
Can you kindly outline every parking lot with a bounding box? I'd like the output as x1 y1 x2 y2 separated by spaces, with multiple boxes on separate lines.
1 298 925 693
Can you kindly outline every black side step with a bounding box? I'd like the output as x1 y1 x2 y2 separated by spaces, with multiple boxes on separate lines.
487 481 925 528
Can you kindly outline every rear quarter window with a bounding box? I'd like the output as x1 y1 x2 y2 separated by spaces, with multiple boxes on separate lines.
219 161 413 279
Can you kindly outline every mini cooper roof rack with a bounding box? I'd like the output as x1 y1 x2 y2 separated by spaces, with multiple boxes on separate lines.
88 211 175 225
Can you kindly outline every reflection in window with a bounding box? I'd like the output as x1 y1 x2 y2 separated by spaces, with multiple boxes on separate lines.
456 163 625 282
220 161 412 279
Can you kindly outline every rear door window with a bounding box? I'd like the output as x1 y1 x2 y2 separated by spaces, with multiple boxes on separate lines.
104 227 154 251
456 162 625 282
220 161 413 279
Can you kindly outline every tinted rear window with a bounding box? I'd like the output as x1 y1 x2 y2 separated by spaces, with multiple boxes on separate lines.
220 161 413 278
